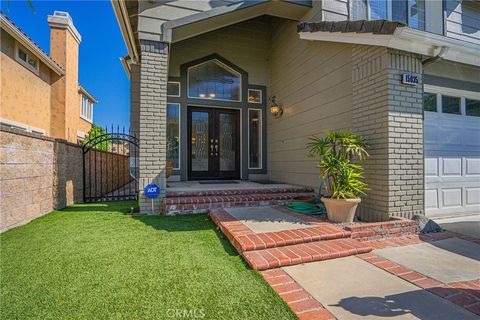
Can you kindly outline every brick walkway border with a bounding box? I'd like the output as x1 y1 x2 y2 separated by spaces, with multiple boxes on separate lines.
359 244 480 316
262 269 335 320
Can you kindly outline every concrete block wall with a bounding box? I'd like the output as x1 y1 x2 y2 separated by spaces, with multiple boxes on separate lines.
352 46 424 221
53 139 83 208
1 128 55 231
0 127 85 232
138 40 169 214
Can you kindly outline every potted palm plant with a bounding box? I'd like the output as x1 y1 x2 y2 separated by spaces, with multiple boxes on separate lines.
307 131 369 223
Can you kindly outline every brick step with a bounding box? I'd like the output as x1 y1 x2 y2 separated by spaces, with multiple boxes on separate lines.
166 187 314 198
163 192 315 215
209 209 351 252
243 238 372 271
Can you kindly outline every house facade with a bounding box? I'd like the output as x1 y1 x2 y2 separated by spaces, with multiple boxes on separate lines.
0 11 97 143
111 0 480 220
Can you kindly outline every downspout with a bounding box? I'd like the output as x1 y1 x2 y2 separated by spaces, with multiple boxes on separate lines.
422 46 448 66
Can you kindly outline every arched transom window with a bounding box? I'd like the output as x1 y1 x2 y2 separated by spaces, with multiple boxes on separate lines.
188 60 241 101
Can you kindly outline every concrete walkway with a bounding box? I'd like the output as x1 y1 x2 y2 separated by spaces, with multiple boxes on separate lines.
283 236 480 319
434 214 480 239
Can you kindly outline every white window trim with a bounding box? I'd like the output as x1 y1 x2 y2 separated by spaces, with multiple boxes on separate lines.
167 102 181 170
248 108 263 170
248 89 262 104
424 84 480 118
167 81 181 97
0 117 45 135
80 94 94 123
14 42 39 75
187 59 242 102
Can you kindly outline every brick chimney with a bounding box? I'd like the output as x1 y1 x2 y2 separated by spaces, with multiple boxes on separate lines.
48 11 81 141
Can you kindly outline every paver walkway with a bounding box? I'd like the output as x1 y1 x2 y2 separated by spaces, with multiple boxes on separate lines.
282 234 480 319
210 206 480 319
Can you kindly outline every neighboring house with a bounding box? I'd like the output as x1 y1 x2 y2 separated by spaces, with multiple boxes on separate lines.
0 11 97 143
111 0 480 219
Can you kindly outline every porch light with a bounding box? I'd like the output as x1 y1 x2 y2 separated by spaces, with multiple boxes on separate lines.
208 93 216 98
269 96 283 119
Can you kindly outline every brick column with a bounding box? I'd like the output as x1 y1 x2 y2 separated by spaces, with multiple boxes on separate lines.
352 46 424 221
138 40 169 214
130 64 140 136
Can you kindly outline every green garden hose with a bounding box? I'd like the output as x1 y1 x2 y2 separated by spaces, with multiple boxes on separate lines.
286 202 326 215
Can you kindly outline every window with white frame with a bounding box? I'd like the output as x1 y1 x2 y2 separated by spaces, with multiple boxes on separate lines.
353 0 425 30
248 109 262 169
15 43 39 74
423 87 480 118
248 89 262 104
80 95 94 122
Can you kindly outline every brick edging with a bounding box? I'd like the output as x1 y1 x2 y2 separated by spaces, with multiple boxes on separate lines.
209 209 351 252
359 252 480 316
262 269 336 320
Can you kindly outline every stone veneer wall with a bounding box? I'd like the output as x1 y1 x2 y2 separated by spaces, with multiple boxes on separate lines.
138 40 169 214
0 127 84 231
352 46 424 222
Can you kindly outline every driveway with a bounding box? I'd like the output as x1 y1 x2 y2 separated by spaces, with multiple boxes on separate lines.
283 235 480 319
433 214 480 239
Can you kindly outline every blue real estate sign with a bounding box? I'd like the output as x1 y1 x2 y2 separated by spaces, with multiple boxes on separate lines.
144 183 160 199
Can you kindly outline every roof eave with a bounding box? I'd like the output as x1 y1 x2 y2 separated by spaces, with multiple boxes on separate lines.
78 85 98 103
111 0 139 64
0 14 65 76
298 25 480 67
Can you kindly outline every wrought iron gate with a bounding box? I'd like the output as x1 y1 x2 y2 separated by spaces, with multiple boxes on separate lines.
83 127 139 202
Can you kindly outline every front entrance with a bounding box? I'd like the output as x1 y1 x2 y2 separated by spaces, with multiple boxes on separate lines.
188 107 240 180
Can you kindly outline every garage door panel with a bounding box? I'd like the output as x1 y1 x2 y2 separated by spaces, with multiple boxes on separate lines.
424 110 480 217
442 158 462 176
466 158 480 176
425 158 438 176
425 189 439 209
466 188 480 206
441 188 463 208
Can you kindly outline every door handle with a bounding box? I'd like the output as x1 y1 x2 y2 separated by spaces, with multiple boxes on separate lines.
214 144 218 155
210 144 214 156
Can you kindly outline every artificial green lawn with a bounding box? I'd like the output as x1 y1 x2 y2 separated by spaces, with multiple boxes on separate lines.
1 201 296 320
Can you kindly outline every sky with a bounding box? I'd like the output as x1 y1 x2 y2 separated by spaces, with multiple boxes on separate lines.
1 0 131 130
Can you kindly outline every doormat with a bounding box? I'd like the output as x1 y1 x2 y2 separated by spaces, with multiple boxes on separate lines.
198 181 239 185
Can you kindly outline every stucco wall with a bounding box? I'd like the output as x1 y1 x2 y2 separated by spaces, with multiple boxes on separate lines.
50 26 90 143
269 19 353 187
169 17 271 86
0 30 53 135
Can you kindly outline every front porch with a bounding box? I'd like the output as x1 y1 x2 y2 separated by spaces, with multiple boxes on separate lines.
164 180 315 215
132 14 425 221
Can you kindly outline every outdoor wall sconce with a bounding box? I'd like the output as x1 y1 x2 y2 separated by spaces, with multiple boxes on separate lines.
269 96 283 119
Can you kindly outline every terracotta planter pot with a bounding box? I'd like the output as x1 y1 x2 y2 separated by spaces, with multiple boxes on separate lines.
321 197 361 223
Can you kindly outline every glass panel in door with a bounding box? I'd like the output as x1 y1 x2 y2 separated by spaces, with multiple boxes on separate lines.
219 112 236 172
191 111 209 172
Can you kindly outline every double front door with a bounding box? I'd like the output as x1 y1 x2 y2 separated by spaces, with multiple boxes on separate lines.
188 107 240 179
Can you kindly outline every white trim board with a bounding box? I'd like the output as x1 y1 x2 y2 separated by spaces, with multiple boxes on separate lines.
299 27 480 67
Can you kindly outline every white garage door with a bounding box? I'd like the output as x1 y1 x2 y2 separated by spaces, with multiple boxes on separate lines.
424 86 480 217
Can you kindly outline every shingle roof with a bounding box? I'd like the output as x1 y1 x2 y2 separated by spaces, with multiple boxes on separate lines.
298 20 406 35
0 10 65 74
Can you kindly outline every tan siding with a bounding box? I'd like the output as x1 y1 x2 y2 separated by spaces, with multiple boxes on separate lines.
169 18 271 86
269 20 353 187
